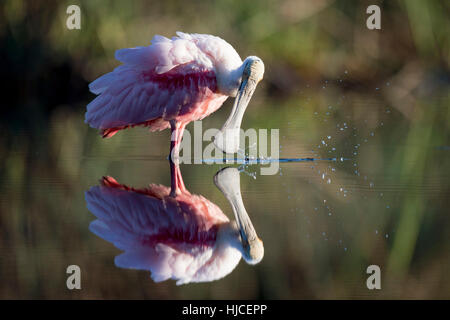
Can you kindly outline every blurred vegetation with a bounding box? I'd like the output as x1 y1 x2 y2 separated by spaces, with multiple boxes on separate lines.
0 0 449 299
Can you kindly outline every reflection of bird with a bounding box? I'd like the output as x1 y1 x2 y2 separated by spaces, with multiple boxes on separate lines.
85 32 265 156
85 165 263 285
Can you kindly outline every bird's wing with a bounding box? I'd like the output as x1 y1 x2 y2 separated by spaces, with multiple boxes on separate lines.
85 33 220 135
113 243 214 284
86 177 229 238
185 244 242 285
175 32 242 68
86 184 168 251
86 181 235 284
112 240 241 285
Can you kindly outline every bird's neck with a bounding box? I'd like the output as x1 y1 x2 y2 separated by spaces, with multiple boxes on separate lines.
215 63 245 97
216 222 242 251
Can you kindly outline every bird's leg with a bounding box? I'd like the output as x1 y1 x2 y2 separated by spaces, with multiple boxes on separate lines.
169 121 186 160
169 121 186 197
169 158 186 196
169 121 177 162
169 158 180 197
176 161 186 192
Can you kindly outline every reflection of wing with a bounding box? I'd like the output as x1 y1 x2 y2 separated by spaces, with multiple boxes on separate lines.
85 178 241 285
112 242 241 285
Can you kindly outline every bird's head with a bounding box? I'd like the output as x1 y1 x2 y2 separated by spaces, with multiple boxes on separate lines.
218 220 264 266
243 56 265 84
214 56 264 154
241 234 264 265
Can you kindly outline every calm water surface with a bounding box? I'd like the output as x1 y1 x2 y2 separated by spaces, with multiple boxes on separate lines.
1 87 449 299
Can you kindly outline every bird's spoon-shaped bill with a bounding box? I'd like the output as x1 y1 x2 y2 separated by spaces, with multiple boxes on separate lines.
214 57 264 154
214 167 264 264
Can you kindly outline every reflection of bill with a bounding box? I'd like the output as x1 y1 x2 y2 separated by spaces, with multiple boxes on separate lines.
171 120 280 175
85 164 263 285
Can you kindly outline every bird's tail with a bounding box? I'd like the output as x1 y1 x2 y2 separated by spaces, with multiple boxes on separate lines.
85 178 167 250
86 186 141 251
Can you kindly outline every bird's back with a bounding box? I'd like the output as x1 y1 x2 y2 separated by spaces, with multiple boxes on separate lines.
85 32 241 137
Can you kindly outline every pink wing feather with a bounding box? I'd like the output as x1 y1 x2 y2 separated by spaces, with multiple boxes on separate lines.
86 177 240 284
85 33 229 137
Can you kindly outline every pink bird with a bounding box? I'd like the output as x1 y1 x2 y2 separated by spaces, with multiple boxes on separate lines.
85 32 265 158
85 165 264 285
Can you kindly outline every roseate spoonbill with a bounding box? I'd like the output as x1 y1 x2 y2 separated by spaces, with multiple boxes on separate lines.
85 32 265 157
85 165 263 285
